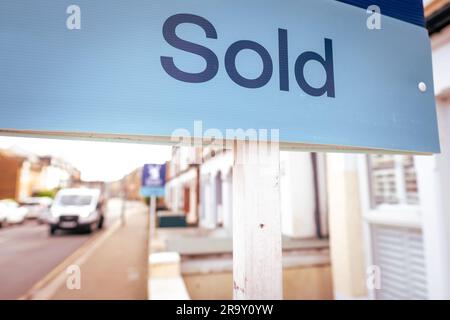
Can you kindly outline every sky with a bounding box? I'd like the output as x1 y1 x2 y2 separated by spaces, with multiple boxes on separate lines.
0 136 172 182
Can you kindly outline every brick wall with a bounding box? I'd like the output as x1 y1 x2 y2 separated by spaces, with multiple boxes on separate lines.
0 153 23 200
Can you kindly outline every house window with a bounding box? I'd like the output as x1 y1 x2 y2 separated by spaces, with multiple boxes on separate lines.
364 155 427 299
368 155 419 207
371 225 427 300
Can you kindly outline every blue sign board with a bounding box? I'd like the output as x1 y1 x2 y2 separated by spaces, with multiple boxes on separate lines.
141 164 166 197
0 0 439 153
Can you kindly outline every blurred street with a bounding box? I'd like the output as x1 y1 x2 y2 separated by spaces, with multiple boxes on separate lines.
0 198 127 300
0 220 91 300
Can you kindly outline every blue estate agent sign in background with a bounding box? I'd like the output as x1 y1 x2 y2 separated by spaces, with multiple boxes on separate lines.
141 164 166 197
0 0 440 153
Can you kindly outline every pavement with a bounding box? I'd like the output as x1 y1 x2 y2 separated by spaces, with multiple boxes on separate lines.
156 227 329 256
46 200 149 300
0 198 149 300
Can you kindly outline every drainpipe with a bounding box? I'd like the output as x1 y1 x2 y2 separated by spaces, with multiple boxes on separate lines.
311 153 322 239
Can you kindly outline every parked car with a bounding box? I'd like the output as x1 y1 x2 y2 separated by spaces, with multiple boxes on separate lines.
0 210 6 228
0 200 28 225
37 205 52 225
20 197 53 221
47 188 104 235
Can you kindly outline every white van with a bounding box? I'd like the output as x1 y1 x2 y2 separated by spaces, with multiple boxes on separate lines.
48 188 104 235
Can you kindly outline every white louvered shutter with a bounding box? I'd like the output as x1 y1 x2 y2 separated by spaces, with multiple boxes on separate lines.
369 155 419 206
371 225 427 300
370 155 398 205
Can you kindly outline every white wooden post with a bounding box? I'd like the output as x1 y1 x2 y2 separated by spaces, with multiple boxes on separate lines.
222 170 233 234
232 140 283 300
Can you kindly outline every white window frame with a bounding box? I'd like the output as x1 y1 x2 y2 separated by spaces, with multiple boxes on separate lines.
357 154 424 300
361 155 422 228
367 155 419 208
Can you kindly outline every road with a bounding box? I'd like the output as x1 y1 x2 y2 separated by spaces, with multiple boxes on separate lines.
0 198 124 300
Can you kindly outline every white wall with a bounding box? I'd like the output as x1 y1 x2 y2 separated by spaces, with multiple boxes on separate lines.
431 25 450 96
327 153 367 299
414 23 450 299
416 98 450 299
199 151 233 230
280 152 316 238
